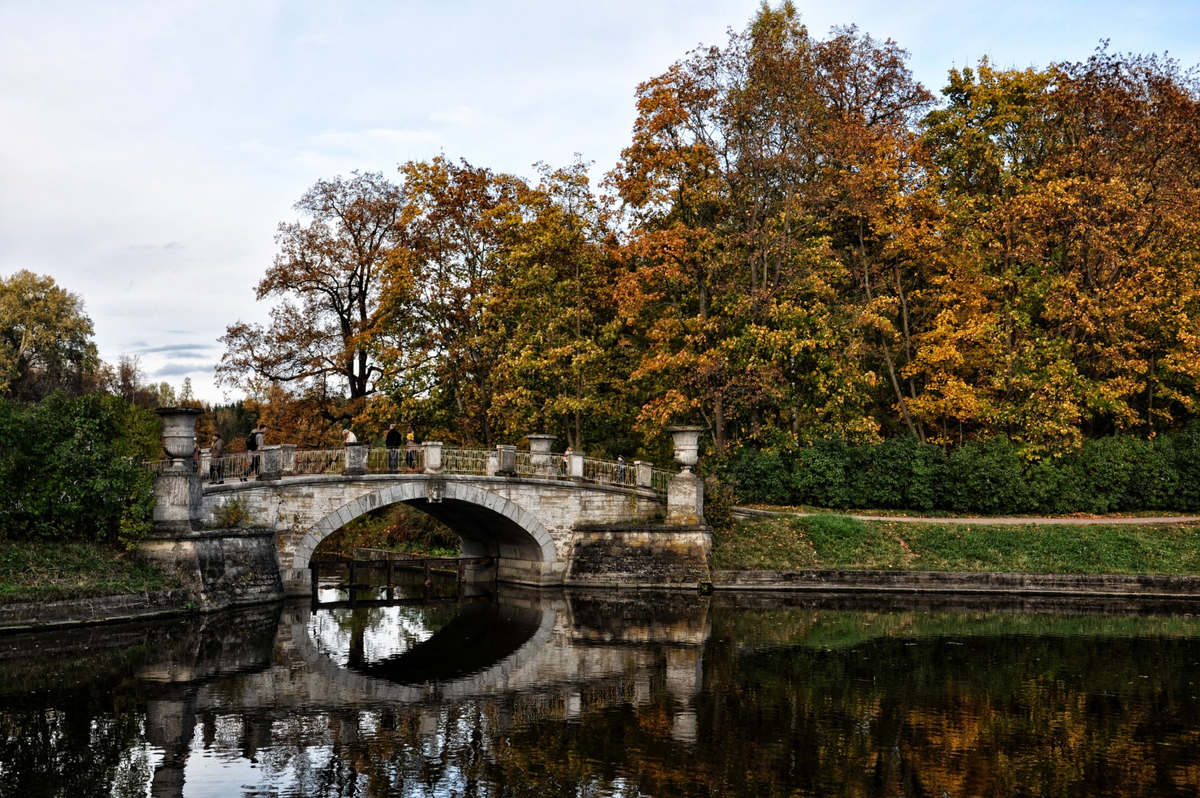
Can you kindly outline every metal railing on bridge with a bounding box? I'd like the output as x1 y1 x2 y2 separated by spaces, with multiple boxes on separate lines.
161 445 675 495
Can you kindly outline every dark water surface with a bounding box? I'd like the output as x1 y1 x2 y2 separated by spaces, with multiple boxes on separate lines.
4 576 1200 797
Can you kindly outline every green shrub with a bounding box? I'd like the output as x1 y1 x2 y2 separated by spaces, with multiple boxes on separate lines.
701 475 736 533
1066 436 1145 514
844 436 944 510
1168 421 1200 511
0 394 158 548
1126 440 1179 512
725 424 1200 515
941 437 1031 514
730 448 792 505
1023 457 1077 514
213 497 253 528
792 438 851 508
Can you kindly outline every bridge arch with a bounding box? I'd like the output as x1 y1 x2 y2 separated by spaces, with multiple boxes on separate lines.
292 480 558 570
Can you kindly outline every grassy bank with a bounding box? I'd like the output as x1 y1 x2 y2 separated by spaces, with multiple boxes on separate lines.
0 541 181 604
712 514 1200 575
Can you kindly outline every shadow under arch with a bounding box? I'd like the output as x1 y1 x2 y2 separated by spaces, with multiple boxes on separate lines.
293 598 557 702
292 479 558 571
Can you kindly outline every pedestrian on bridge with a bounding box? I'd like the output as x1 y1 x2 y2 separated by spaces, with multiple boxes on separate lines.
385 423 403 472
210 433 225 483
242 425 265 481
405 427 419 471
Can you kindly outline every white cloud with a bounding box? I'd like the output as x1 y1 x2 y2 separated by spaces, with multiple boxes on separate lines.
430 106 484 129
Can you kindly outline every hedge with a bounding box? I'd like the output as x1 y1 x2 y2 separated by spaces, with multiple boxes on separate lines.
717 423 1200 515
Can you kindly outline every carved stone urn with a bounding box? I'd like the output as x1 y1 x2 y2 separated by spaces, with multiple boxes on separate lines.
527 434 558 477
667 426 705 472
157 407 202 469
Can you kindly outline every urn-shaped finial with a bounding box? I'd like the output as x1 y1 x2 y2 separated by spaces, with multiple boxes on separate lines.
666 426 705 472
156 407 202 466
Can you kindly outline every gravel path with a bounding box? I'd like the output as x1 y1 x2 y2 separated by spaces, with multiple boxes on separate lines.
732 507 1200 525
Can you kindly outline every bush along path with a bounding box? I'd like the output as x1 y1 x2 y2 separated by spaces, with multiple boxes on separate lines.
714 512 1200 577
716 425 1200 516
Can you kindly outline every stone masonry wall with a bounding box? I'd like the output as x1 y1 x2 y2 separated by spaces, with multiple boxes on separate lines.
567 525 713 588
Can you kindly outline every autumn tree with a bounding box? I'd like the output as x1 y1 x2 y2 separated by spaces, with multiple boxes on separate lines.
611 2 930 450
218 172 403 425
376 157 523 445
912 51 1200 452
0 270 99 402
484 161 634 452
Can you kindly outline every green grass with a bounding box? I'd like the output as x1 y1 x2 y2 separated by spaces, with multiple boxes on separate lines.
0 541 181 604
712 514 1200 575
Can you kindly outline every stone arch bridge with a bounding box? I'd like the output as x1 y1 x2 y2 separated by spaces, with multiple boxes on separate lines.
145 412 711 608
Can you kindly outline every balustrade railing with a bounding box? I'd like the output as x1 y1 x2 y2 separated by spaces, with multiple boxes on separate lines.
441 448 489 474
158 445 673 495
293 448 345 476
583 457 635 487
370 446 424 473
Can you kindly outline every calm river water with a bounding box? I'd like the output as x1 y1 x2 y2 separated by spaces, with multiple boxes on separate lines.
3 574 1200 797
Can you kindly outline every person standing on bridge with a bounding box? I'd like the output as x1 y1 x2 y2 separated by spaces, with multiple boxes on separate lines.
405 427 419 471
385 423 403 472
342 428 357 444
210 433 225 483
242 425 265 481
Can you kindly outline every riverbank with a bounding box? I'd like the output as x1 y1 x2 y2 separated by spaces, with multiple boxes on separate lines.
715 512 1200 575
0 541 182 604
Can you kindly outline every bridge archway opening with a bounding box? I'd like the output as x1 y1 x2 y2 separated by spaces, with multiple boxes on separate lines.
312 503 462 559
294 481 557 572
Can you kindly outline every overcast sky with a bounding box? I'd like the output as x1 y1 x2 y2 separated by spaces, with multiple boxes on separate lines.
2 0 1198 403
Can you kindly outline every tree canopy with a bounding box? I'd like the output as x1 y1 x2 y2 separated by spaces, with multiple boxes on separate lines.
221 3 1200 463
0 270 98 402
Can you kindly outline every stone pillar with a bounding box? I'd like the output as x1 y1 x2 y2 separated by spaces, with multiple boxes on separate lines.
568 451 584 480
279 444 297 475
423 441 443 473
153 408 203 533
259 445 282 482
666 426 706 525
635 460 652 489
527 434 557 477
496 444 516 476
345 442 368 476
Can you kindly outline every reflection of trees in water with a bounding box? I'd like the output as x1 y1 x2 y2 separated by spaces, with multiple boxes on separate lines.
6 604 1200 796
189 624 1200 797
192 704 504 796
0 700 154 797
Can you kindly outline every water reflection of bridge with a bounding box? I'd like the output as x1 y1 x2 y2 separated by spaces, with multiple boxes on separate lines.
137 590 711 796
194 591 708 711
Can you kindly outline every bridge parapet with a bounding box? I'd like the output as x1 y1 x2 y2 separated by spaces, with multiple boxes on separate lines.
198 443 675 495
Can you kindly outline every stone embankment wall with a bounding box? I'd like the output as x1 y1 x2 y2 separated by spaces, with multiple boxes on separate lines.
0 590 194 632
139 529 284 612
712 569 1200 599
567 524 713 588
